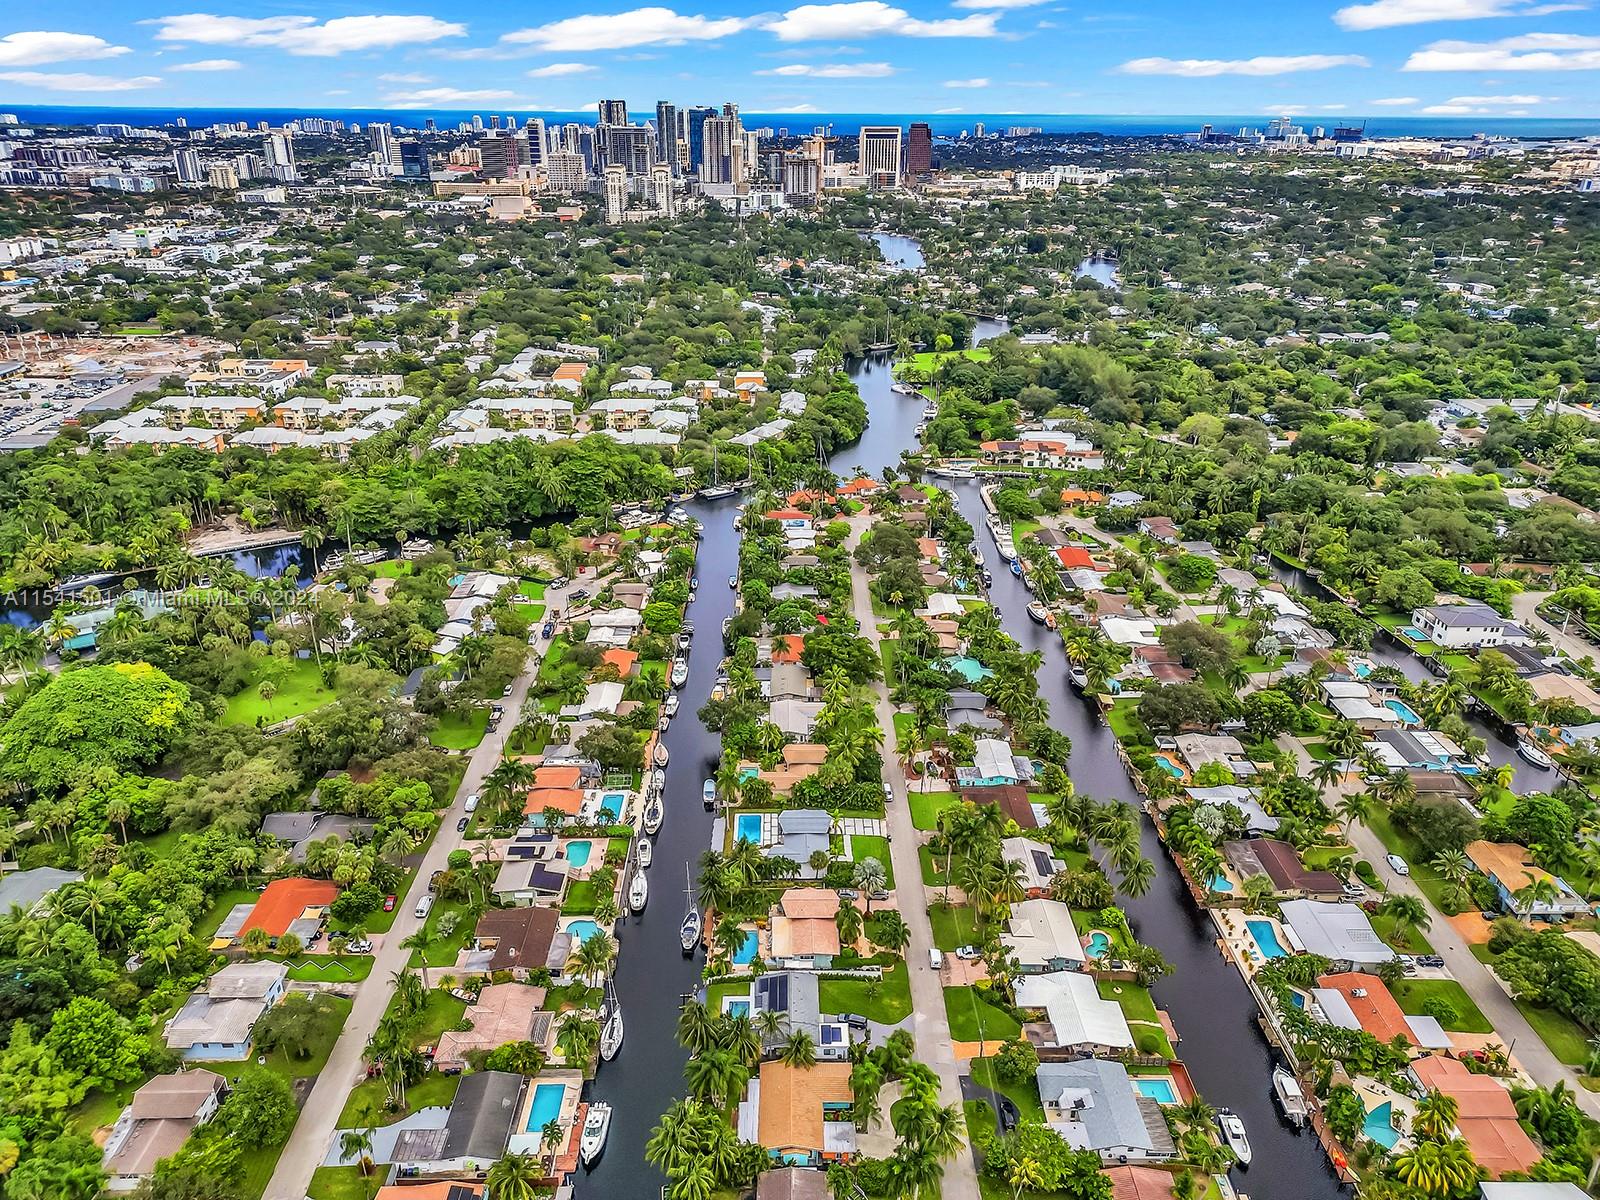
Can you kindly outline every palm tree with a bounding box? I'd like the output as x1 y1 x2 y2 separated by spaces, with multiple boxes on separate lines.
1412 1089 1459 1142
835 901 864 949
779 1029 818 1067
572 931 617 985
1430 849 1473 907
485 1153 542 1200
869 909 911 955
1118 856 1155 899
1514 875 1563 915
398 934 436 989
1380 893 1432 933
852 857 888 913
1008 1154 1044 1200
1336 790 1372 837
677 999 718 1055
1391 1137 1478 1198
556 1012 601 1068
339 1128 375 1175
539 1118 565 1165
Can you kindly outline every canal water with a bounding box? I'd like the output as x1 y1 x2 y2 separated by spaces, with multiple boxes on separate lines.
1075 254 1120 288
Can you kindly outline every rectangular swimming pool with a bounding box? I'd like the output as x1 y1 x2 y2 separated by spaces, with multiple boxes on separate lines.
599 793 624 821
734 813 763 845
734 929 758 965
1246 919 1288 960
1134 1078 1177 1104
525 1082 565 1132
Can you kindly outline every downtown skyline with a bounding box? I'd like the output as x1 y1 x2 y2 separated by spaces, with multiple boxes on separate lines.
0 0 1596 120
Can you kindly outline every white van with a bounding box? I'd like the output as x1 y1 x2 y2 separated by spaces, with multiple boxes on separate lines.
464 793 480 814
928 947 943 971
414 894 434 919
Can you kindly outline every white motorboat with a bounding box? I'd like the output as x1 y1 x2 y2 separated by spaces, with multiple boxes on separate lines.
650 768 666 793
1272 1066 1308 1127
1518 740 1555 770
680 865 701 953
1026 601 1052 626
702 778 717 809
1216 1109 1252 1166
670 659 689 689
628 869 649 912
654 742 670 767
637 838 653 869
699 484 738 499
665 694 680 719
321 551 347 571
729 575 737 588
643 794 664 835
580 1102 612 1164
677 630 692 651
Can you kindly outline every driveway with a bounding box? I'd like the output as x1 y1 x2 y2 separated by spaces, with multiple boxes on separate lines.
264 579 579 1200
1513 590 1600 665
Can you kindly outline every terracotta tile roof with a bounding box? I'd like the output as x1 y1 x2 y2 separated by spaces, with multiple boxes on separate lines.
551 363 588 381
1055 546 1095 570
837 477 882 495
532 765 581 789
1061 488 1104 503
757 1061 853 1153
1317 972 1415 1045
599 648 639 676
1465 841 1556 893
524 787 584 815
1410 1055 1540 1177
240 878 339 939
1104 1166 1177 1200
780 888 839 919
771 635 805 664
375 1184 485 1200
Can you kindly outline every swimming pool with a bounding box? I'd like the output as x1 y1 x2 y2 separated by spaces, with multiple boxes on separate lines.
1134 1078 1177 1104
1208 873 1234 893
1384 699 1421 725
1246 919 1288 960
734 813 763 845
1153 754 1185 779
566 919 601 944
1363 1100 1401 1150
944 655 994 683
525 1082 565 1132
722 997 751 1018
565 840 593 868
1400 626 1428 642
1085 931 1112 958
733 929 759 965
599 793 624 821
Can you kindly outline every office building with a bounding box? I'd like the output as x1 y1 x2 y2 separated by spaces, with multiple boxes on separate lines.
782 154 821 205
521 117 547 166
490 115 501 130
650 163 673 216
399 140 427 179
262 133 297 182
906 122 932 178
654 101 676 168
858 125 903 185
598 100 628 127
686 106 715 177
603 165 627 223
544 151 586 194
479 134 527 180
173 148 203 184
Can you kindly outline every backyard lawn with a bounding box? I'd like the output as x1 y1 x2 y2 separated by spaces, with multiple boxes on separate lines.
429 707 489 750
909 788 960 832
223 658 336 726
944 986 1021 1043
818 963 912 1024
1390 978 1493 1034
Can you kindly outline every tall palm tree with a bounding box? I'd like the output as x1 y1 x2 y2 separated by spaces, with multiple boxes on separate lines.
485 1153 542 1200
677 999 718 1055
852 857 888 913
1411 1090 1459 1142
1380 893 1432 932
1391 1137 1478 1198
779 1029 818 1067
1118 856 1156 900
339 1128 375 1175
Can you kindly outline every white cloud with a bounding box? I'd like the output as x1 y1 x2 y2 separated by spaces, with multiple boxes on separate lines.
952 0 1051 9
1118 53 1368 76
1403 32 1600 70
502 7 758 50
1333 0 1584 31
935 105 965 112
0 32 129 66
767 102 821 111
1369 95 1420 104
381 85 520 106
527 61 596 75
757 60 896 75
766 2 1000 40
0 70 160 91
377 72 432 83
171 58 240 71
1420 91 1552 111
149 13 465 56
944 76 990 86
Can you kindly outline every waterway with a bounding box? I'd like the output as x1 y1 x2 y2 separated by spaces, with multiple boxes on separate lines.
1075 254 1120 288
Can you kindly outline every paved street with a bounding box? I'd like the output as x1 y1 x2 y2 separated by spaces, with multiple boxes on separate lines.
1513 590 1599 665
264 580 575 1200
847 516 981 1200
1275 736 1600 1122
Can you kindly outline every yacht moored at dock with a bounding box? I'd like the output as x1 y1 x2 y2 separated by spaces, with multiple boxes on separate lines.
580 1102 612 1164
1272 1067 1307 1127
1217 1109 1252 1165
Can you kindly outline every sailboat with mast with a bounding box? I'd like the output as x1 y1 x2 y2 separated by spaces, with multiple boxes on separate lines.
679 864 701 954
699 444 737 500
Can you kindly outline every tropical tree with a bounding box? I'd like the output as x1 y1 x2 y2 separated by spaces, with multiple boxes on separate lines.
485 1153 543 1200
1390 1137 1478 1197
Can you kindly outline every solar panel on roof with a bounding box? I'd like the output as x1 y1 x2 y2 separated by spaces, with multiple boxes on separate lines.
820 1025 843 1044
755 973 788 1012
1031 849 1054 875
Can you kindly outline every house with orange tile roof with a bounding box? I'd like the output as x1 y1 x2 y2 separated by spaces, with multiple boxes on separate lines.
434 983 553 1072
916 537 941 562
1103 1166 1178 1200
1410 1055 1540 1178
770 634 805 664
786 488 827 509
1061 488 1105 505
598 648 639 678
523 788 585 817
747 743 828 794
238 878 339 941
551 363 589 384
532 764 582 790
769 888 841 961
1313 972 1451 1051
375 1184 484 1200
1055 546 1097 571
764 508 813 528
836 476 883 498
743 1061 856 1165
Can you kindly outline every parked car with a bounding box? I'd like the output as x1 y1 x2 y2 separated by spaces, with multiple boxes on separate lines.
1341 881 1365 898
1419 954 1445 968
837 888 859 901
1385 853 1410 876
414 894 434 919
464 793 480 813
346 939 373 953
548 576 569 590
928 948 944 970
542 621 555 639
837 1013 869 1030
883 783 894 803
456 816 469 832
568 588 590 603
382 894 396 912
502 684 513 697
955 944 982 960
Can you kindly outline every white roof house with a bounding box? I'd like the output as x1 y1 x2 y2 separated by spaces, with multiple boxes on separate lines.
1279 900 1395 966
561 681 625 718
1015 971 1133 1051
1003 899 1086 972
1002 837 1065 893
974 738 1021 784
1101 616 1161 646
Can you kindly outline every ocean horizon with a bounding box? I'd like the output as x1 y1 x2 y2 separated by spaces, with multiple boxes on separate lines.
8 103 1600 140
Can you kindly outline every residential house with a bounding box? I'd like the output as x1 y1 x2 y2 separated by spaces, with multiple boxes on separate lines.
1003 899 1087 973
742 1061 856 1165
1014 971 1134 1053
966 784 1041 830
769 888 841 964
185 358 309 396
763 809 834 877
1465 841 1589 920
1321 681 1402 729
257 811 378 863
747 743 828 794
1364 728 1471 772
944 689 1003 733
979 436 1105 471
756 1168 831 1200
1183 786 1279 834
769 662 817 702
0 866 82 915
1137 516 1180 544
957 738 1029 788
1222 839 1343 900
391 1070 524 1175
102 1071 227 1191
434 984 553 1072
752 971 851 1060
1410 1056 1540 1178
771 699 825 741
238 878 339 942
1410 603 1532 650
1311 972 1451 1052
1035 1058 1175 1162
1001 837 1065 896
494 833 576 904
1278 900 1396 969
164 962 288 1060
472 906 569 979
1172 734 1252 778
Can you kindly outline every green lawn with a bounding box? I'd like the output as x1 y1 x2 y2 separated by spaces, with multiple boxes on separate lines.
197 886 258 941
337 1070 461 1128
282 955 374 983
429 707 488 750
897 347 992 372
211 995 353 1083
308 1166 383 1200
1516 1001 1594 1068
1106 698 1144 742
818 963 912 1024
944 986 1021 1042
562 878 600 914
409 897 473 968
969 1054 1046 1123
1390 978 1493 1034
519 580 547 600
909 789 961 832
1098 979 1174 1057
1370 911 1435 955
848 834 895 887
223 658 336 726
927 903 983 951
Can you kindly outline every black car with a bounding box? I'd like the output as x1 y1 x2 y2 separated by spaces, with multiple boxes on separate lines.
568 588 590 602
836 1012 869 1029
456 816 469 832
542 622 556 639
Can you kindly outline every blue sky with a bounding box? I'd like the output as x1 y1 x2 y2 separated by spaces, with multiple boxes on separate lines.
0 0 1596 116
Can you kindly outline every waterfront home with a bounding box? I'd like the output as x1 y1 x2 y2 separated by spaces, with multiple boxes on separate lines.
757 1168 831 1200
1321 681 1403 729
944 689 1004 733
374 1185 484 1200
769 662 817 702
744 743 828 794
1221 839 1344 900
102 1070 226 1191
740 1061 856 1166
769 888 842 965
1479 1186 1590 1199
1278 900 1395 969
584 608 644 646
1410 1056 1539 1178
1465 841 1589 921
1311 972 1451 1052
1100 616 1161 647
1172 734 1252 778
1035 1058 1176 1162
493 837 574 905
520 788 585 824
560 681 625 719
434 984 553 1072
472 907 569 980
237 877 339 943
1003 899 1087 973
836 475 884 499
979 436 1104 471
164 962 288 1060
0 866 82 916
1410 603 1532 650
391 1070 523 1176
771 699 825 741
1182 785 1279 835
1102 1167 1182 1200
957 738 1029 788
752 971 851 1060
762 809 834 876
1014 971 1134 1053
1526 670 1600 719
961 784 1041 830
1363 728 1471 772
1001 837 1065 896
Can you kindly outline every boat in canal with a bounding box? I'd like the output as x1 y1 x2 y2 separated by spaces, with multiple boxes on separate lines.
628 869 649 912
1217 1109 1252 1165
650 767 666 792
702 778 717 808
654 741 669 767
1518 740 1555 769
1272 1066 1308 1127
699 484 738 500
1009 560 1023 578
670 659 689 688
642 792 663 835
637 838 652 869
580 1102 612 1164
680 865 701 953
1026 601 1055 628
664 694 679 719
600 982 624 1062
